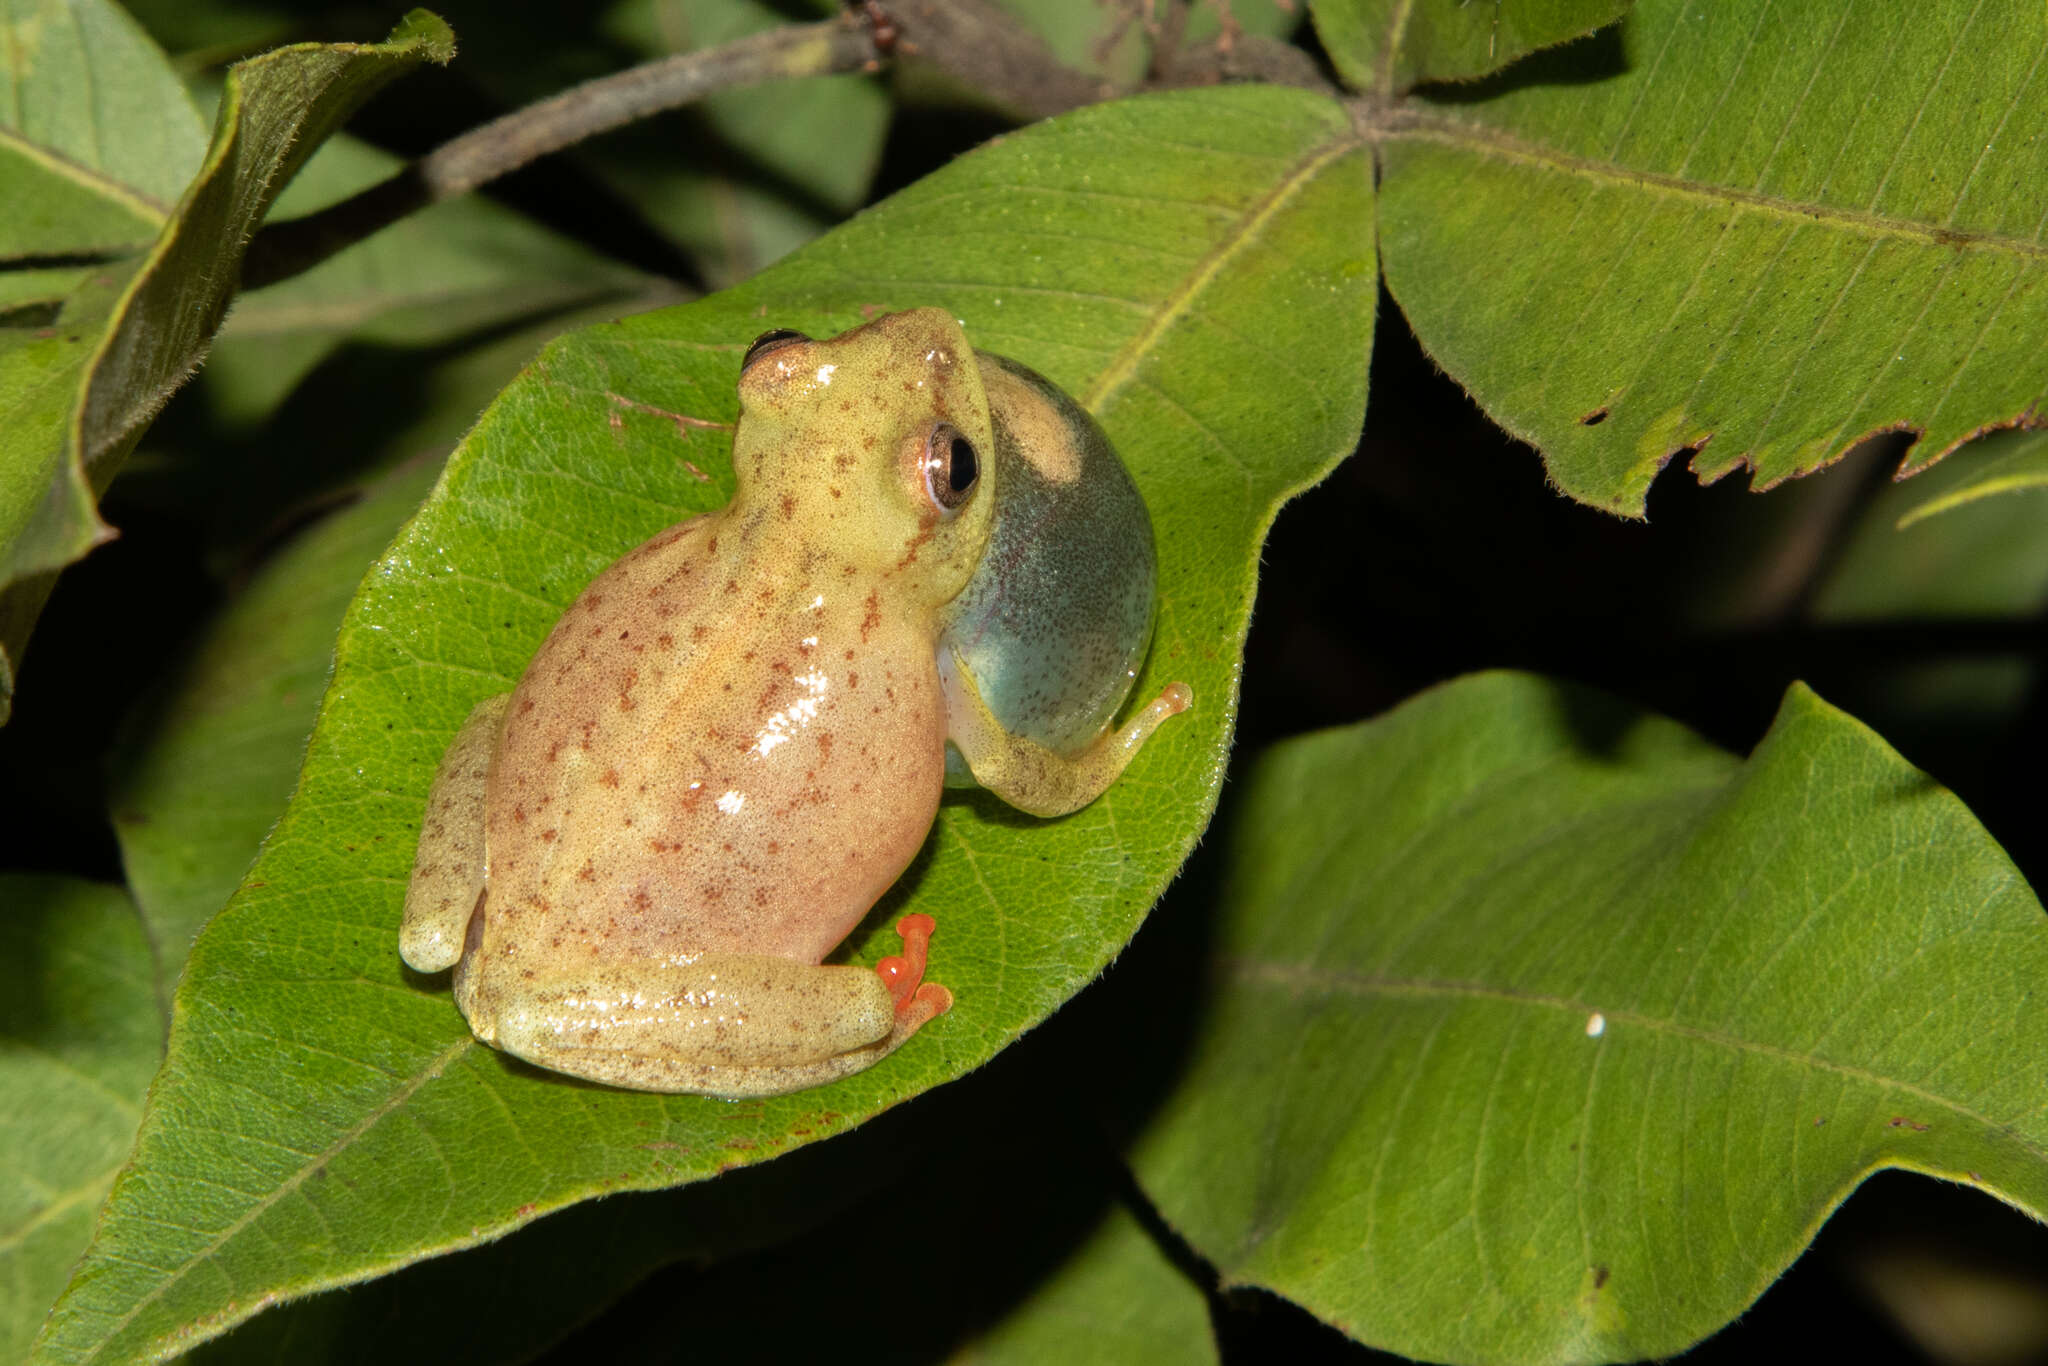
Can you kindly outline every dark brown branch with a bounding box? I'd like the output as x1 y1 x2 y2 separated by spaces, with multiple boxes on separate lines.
241 19 881 290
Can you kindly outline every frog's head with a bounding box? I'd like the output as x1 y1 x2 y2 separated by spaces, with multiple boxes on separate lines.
730 308 997 608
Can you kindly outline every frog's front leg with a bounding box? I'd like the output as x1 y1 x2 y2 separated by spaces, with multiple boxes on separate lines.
941 647 1190 819
400 693 510 972
459 916 952 1098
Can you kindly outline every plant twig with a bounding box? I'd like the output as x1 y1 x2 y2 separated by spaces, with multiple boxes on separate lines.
1167 35 1335 94
240 2 1338 291
884 0 1335 117
882 0 1113 119
241 18 881 290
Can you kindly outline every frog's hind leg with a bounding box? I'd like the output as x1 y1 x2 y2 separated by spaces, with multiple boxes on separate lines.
400 693 509 972
468 920 951 1098
942 647 1191 819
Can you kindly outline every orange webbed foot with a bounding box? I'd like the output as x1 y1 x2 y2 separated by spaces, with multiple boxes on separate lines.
874 913 949 1021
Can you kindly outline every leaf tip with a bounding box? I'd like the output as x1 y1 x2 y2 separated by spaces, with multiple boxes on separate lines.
391 10 457 65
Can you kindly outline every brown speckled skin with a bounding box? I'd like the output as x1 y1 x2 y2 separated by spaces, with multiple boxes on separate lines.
482 516 945 966
402 310 995 1097
402 309 1190 1098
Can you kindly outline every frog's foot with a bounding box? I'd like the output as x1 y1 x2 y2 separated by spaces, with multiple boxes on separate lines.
942 646 1193 818
875 913 954 1021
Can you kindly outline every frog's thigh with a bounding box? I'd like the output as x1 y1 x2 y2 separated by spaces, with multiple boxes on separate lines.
942 648 1191 819
400 693 509 972
479 953 907 1097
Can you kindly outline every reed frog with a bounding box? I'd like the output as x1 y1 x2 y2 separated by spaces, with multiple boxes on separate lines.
399 308 1188 1097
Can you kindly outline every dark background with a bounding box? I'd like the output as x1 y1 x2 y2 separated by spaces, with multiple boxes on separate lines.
7 4 2046 1362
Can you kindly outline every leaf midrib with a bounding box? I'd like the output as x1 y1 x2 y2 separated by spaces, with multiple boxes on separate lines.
0 125 170 227
1225 957 2046 1170
0 1175 116 1257
1377 109 2048 262
1376 0 1419 96
1080 134 1361 415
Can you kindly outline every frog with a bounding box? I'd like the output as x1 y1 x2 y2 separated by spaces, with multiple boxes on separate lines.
398 307 1190 1099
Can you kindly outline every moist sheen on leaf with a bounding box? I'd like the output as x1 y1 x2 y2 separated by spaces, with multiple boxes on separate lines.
1132 670 2048 1366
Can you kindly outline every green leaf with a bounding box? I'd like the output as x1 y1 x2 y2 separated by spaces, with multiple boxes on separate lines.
0 11 456 721
187 1123 900 1364
1800 435 2048 764
1815 435 2048 621
40 84 1373 1363
0 0 206 259
1377 0 2048 517
497 1080 1216 1363
1131 670 2048 1365
1 877 166 1365
952 1206 1217 1365
110 458 445 985
0 263 90 312
1311 0 1633 93
1897 428 2048 529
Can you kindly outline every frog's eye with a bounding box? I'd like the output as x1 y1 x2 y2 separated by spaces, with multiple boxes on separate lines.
741 329 810 373
922 423 980 516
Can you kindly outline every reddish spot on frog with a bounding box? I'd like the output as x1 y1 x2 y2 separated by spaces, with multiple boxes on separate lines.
400 309 1189 1097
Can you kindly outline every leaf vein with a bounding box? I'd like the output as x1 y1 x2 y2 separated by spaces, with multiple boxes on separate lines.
1386 115 2048 261
1228 961 2041 1159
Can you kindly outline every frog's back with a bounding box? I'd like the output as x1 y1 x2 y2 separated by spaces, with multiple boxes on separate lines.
480 515 947 967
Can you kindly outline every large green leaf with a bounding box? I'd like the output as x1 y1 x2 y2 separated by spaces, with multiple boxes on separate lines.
39 84 1373 1363
0 11 455 720
1 878 165 1364
1378 0 2048 517
0 0 206 264
1311 0 1632 93
1131 670 2048 1365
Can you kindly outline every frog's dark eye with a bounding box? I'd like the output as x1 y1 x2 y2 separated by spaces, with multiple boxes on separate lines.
741 329 809 373
922 423 980 516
